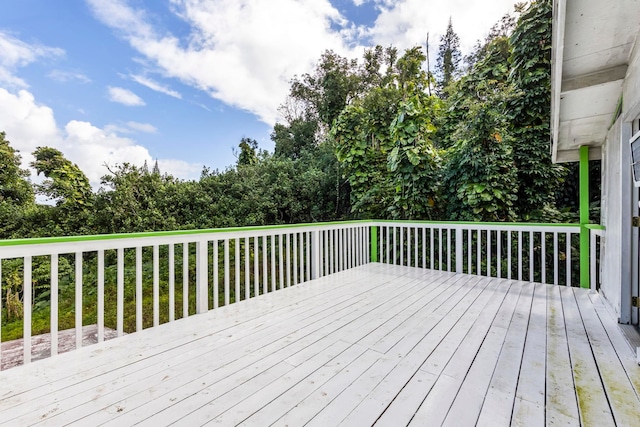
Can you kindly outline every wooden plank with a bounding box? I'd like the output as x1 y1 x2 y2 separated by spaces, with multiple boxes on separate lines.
410 280 520 427
560 286 615 426
30 268 430 425
544 285 580 426
587 292 640 397
0 267 398 414
345 278 513 426
573 289 640 426
309 276 499 426
8 271 404 424
372 369 438 427
511 282 547 426
475 282 534 426
235 344 371 426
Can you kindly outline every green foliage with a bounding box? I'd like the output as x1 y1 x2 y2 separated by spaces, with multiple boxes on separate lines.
436 18 462 97
442 86 518 221
0 132 34 238
237 137 259 166
507 0 567 216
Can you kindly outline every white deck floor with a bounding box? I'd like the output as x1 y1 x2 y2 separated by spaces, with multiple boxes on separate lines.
1 263 639 426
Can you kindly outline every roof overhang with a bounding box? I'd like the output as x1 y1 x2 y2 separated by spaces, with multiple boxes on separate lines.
551 0 640 163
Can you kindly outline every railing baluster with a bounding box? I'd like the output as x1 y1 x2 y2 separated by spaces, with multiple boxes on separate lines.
439 228 443 271
542 232 546 284
446 229 450 271
467 229 472 274
279 234 284 289
168 244 175 322
96 249 104 342
386 226 391 264
566 233 571 286
213 240 219 308
497 231 501 279
430 228 435 270
400 227 405 266
414 227 418 268
263 236 268 293
117 247 124 336
293 233 298 284
136 246 143 332
245 237 250 298
196 240 208 314
554 232 559 285
51 254 59 354
75 251 82 349
224 239 230 305
507 231 512 280
393 227 397 266
302 232 306 278
286 233 291 287
518 231 523 281
254 236 260 294
487 230 491 277
422 227 426 268
23 256 32 364
153 245 159 327
476 230 481 275
529 231 534 282
182 244 188 318
271 234 276 289
235 238 240 301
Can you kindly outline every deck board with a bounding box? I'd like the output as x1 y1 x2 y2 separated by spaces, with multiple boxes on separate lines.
1 263 639 426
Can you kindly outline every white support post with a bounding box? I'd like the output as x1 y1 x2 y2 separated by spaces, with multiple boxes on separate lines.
311 229 320 279
196 240 208 314
455 228 463 273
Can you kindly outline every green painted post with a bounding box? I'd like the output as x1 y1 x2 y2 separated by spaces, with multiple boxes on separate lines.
371 226 378 262
579 146 590 288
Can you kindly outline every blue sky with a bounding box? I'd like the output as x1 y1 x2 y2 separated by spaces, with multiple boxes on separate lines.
0 0 517 186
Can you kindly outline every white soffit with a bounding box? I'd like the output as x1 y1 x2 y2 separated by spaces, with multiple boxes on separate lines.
551 0 640 163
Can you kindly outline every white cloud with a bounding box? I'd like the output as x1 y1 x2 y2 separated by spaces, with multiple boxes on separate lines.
87 0 361 125
0 87 200 186
130 74 182 98
48 69 91 83
126 121 157 133
0 31 64 87
366 0 518 56
108 86 146 106
87 0 518 126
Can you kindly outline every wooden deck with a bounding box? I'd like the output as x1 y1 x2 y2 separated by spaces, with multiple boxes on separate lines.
1 263 639 426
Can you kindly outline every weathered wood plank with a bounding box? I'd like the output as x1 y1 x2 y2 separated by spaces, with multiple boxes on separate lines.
0 265 638 426
574 288 640 426
475 282 534 427
511 282 547 426
560 286 615 426
545 284 580 425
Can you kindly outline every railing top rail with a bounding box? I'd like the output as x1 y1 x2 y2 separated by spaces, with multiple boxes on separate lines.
0 220 372 248
370 219 581 228
370 220 581 233
584 224 606 230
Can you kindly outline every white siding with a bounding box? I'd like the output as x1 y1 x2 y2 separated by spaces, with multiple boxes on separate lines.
600 117 632 320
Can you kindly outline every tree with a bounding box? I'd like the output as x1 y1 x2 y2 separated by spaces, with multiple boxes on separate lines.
333 47 441 219
272 118 317 160
0 132 34 238
435 18 462 97
441 85 518 221
237 138 259 166
507 0 566 217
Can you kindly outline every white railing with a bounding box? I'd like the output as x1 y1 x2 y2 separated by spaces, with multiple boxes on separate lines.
373 221 582 286
588 226 604 291
0 222 370 370
0 219 600 371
